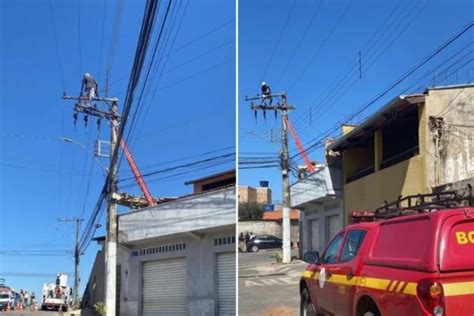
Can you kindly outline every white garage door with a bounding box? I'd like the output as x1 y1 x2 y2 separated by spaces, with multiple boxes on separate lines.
328 215 341 241
141 258 187 316
217 252 236 315
310 219 320 251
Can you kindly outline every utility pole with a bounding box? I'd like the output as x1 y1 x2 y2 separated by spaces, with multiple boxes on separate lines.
63 93 120 316
245 92 295 263
105 100 119 316
58 217 83 307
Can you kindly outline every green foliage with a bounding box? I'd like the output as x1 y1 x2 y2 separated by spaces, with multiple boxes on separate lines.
94 302 106 316
239 202 265 220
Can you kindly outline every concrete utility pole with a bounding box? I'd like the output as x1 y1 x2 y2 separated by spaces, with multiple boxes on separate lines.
245 92 295 263
62 94 120 316
58 217 83 307
105 101 119 316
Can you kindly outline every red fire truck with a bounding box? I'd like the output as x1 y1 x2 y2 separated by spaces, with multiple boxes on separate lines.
300 191 474 316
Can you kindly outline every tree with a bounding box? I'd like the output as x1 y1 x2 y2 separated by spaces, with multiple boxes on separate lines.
239 202 265 220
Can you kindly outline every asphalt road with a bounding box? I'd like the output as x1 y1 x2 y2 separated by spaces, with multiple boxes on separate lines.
239 250 306 316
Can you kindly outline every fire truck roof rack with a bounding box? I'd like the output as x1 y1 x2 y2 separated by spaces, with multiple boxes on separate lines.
375 185 472 219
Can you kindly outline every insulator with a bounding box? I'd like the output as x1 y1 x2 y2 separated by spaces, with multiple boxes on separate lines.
73 112 78 129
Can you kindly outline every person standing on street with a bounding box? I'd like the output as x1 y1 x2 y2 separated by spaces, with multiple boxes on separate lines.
19 290 24 308
30 292 36 309
250 231 255 240
239 232 245 252
244 232 250 251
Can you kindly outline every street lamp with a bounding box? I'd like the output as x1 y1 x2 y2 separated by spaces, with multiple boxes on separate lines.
60 137 109 175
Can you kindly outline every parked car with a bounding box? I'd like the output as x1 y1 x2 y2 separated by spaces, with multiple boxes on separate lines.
299 195 474 316
247 235 282 252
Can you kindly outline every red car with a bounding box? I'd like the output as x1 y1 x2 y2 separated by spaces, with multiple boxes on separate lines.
299 197 474 316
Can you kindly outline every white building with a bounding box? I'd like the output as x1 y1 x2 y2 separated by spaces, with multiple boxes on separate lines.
83 171 236 316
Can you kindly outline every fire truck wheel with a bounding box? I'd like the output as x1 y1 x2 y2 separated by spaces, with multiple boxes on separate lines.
300 288 317 316
357 297 380 316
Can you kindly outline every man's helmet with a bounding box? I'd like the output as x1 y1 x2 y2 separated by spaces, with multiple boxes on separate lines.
84 73 90 77
261 81 266 86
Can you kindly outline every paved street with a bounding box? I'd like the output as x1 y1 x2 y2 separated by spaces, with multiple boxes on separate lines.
239 250 306 316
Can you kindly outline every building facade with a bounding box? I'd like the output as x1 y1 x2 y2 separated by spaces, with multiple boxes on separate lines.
327 84 473 220
83 171 236 316
290 162 343 258
238 184 272 205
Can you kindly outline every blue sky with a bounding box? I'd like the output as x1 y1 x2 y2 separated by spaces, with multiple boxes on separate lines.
239 0 473 202
0 0 235 297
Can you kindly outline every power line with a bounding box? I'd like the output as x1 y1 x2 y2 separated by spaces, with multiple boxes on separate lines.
106 0 124 86
292 0 428 133
275 0 324 88
290 0 416 128
79 0 162 257
261 0 297 82
173 19 234 52
118 152 235 183
0 272 73 278
124 0 184 153
48 0 66 91
77 0 82 74
121 159 235 187
286 0 354 90
98 0 108 84
291 22 474 160
123 145 234 173
0 161 102 177
165 40 230 74
240 165 280 170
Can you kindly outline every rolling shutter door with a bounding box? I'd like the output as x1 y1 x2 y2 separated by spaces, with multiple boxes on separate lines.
141 258 187 316
328 215 341 241
310 219 320 251
217 252 236 315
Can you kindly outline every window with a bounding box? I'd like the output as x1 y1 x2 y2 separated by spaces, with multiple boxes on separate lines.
322 233 343 264
340 230 366 262
381 107 419 169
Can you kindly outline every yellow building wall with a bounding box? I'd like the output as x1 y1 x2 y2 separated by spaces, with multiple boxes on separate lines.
344 154 429 218
343 146 374 181
343 102 429 220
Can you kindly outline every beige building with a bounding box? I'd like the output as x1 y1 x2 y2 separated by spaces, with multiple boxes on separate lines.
326 84 473 221
238 184 272 204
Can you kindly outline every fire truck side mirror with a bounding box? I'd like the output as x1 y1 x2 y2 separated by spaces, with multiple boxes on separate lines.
303 251 320 264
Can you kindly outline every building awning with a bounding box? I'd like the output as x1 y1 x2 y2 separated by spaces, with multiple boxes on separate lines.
327 94 425 152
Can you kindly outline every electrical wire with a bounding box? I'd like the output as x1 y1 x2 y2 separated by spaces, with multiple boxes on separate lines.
261 0 297 82
275 0 325 88
48 0 66 91
291 22 474 160
98 0 108 85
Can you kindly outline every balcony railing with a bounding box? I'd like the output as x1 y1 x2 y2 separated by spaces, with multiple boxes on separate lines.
380 146 419 170
346 165 375 183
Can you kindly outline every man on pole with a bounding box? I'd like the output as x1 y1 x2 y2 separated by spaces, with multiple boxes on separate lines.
261 82 272 105
81 73 99 100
